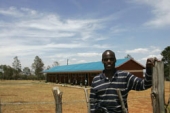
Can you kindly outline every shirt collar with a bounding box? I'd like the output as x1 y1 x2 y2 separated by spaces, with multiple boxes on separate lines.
100 69 118 80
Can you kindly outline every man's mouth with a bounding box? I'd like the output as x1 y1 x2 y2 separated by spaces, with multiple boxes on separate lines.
107 64 111 67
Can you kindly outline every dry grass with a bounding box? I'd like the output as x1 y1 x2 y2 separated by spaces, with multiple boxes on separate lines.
0 80 169 113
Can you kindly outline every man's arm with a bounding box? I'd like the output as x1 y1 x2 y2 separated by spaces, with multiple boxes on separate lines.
127 57 158 91
127 71 152 91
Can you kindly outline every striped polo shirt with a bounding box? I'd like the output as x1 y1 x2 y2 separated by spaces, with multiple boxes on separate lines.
90 70 152 113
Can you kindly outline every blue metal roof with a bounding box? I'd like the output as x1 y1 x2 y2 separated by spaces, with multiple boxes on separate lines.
43 58 130 73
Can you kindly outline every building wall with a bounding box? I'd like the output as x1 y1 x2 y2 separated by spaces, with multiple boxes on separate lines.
117 60 144 78
117 60 144 70
46 59 145 85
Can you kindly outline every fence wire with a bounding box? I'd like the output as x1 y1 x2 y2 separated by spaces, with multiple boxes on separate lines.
0 100 86 106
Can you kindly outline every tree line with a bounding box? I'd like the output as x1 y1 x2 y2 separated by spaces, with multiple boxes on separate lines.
0 56 59 80
0 46 170 80
161 46 170 81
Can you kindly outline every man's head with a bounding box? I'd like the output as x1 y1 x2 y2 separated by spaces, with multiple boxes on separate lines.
102 50 116 70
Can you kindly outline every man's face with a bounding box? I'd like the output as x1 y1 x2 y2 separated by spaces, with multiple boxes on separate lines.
102 51 116 70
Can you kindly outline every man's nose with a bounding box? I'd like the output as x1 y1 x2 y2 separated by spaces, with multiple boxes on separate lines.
107 59 111 62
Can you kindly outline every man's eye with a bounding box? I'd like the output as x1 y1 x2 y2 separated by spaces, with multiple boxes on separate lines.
104 58 114 61
103 59 109 61
110 58 115 61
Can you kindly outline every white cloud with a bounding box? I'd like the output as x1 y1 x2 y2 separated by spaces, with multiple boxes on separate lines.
125 48 148 54
0 5 167 69
0 7 108 42
20 8 37 15
0 7 111 63
0 7 23 17
125 46 163 65
150 46 162 54
93 44 114 49
133 0 170 27
0 42 87 58
125 46 161 54
110 26 128 34
141 54 163 61
77 52 101 57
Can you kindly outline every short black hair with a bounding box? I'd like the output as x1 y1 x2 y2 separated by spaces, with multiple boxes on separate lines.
102 50 116 58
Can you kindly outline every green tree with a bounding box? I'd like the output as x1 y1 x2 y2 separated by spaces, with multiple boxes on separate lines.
0 66 4 79
32 56 44 80
23 67 31 75
0 65 14 80
125 54 134 59
12 56 21 71
52 61 59 67
161 46 170 81
46 65 51 70
12 56 22 79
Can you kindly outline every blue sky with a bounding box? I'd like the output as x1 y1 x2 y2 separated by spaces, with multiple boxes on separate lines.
0 0 170 70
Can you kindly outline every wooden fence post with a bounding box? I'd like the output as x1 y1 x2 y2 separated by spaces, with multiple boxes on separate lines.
0 99 1 113
116 89 127 113
151 61 165 113
84 88 90 113
53 87 63 113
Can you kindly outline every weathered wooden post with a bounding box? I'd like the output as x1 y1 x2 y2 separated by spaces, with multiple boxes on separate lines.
0 99 1 113
53 87 63 113
116 89 128 113
84 88 91 113
151 61 165 113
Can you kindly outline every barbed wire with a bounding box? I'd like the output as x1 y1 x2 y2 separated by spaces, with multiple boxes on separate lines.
0 100 86 106
0 95 152 106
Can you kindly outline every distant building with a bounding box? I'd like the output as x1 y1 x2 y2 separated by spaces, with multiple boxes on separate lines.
43 58 145 86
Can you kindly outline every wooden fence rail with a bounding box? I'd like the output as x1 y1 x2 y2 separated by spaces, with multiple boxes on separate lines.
84 88 90 113
116 89 128 113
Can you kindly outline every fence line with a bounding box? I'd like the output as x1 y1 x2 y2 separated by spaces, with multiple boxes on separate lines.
0 99 1 113
0 96 152 106
0 94 168 113
1 101 55 105
0 100 86 106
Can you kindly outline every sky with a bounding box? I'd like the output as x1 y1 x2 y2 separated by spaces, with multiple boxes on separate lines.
0 0 170 70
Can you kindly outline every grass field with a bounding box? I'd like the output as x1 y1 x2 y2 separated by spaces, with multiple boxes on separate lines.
0 80 169 113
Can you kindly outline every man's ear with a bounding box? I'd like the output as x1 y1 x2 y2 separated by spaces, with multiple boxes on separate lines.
114 59 117 63
102 59 104 64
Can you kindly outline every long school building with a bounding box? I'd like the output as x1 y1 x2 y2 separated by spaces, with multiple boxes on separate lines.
43 58 145 86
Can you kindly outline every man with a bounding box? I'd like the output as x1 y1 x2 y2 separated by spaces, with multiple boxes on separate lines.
90 50 157 113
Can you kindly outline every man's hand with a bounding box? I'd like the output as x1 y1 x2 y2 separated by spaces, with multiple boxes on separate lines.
146 57 159 75
146 57 159 68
